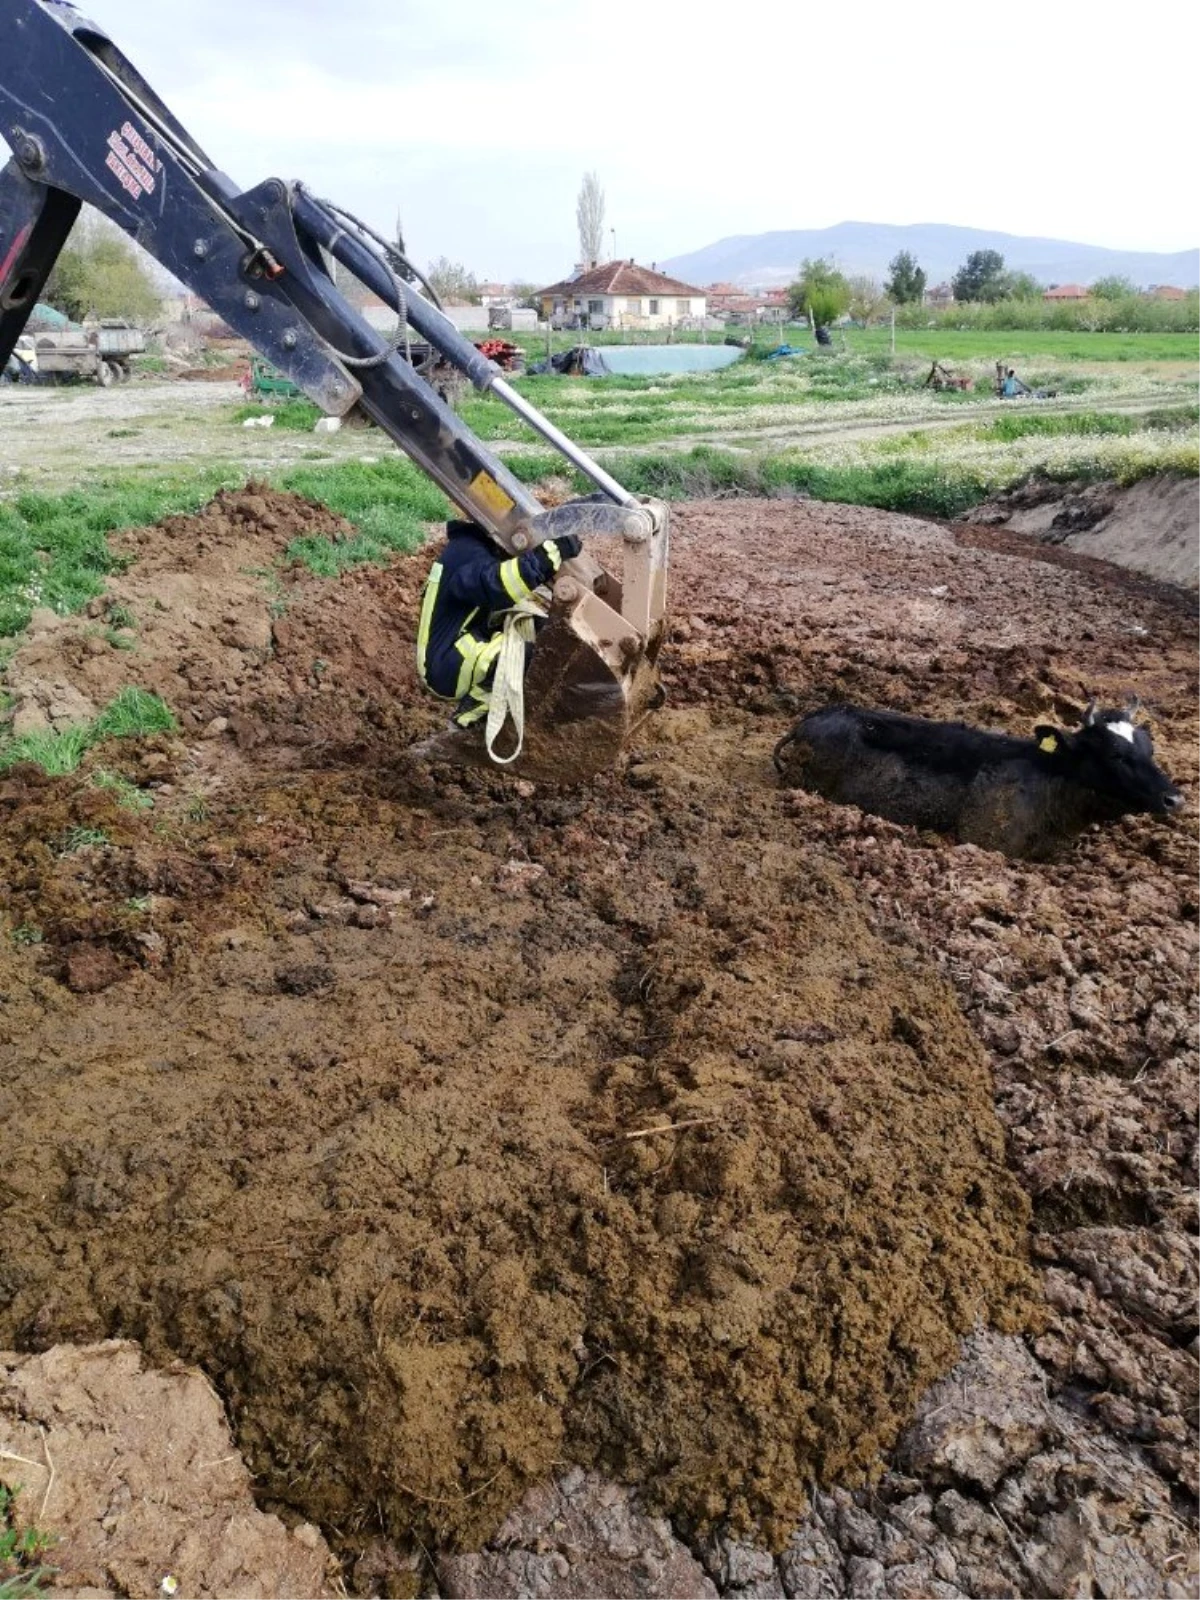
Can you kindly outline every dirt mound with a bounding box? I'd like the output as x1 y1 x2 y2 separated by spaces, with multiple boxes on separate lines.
0 722 1034 1552
0 492 1037 1554
965 471 1199 589
8 483 438 765
0 1340 334 1598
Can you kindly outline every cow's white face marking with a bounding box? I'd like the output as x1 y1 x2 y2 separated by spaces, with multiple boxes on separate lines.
1107 720 1135 745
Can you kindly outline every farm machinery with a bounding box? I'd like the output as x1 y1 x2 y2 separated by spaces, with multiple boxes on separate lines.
0 0 668 783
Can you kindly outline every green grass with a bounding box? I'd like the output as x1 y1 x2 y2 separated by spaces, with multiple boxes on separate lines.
54 825 109 854
0 1484 56 1598
277 459 449 574
0 687 177 776
232 400 323 431
495 445 990 517
844 326 1198 363
92 768 155 810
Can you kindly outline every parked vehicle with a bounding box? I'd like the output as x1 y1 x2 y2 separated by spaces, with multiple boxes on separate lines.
26 318 145 385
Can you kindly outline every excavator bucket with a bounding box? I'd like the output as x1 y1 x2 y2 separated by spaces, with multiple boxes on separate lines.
409 500 669 786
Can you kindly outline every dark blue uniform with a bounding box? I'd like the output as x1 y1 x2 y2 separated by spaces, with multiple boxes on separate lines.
416 521 570 726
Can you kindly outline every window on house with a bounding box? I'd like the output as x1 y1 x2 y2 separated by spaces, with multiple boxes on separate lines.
588 299 604 315
676 299 690 315
648 299 659 315
625 298 641 314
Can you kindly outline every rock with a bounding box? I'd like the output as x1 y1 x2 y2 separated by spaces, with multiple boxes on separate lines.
314 417 342 434
202 716 229 740
438 1471 716 1600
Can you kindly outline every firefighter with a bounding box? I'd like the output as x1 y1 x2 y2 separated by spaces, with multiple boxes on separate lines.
416 519 582 729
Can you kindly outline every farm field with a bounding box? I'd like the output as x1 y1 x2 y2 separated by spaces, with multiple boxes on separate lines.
0 334 1197 1598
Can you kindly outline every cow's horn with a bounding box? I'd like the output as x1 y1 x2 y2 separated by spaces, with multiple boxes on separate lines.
1124 693 1142 718
1082 700 1098 725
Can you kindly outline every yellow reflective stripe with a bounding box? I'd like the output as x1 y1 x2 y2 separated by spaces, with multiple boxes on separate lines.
472 635 502 689
454 629 503 699
543 540 562 572
453 633 482 699
416 563 443 688
499 557 532 604
454 700 490 727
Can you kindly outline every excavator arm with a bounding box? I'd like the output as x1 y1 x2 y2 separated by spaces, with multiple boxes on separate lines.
0 0 668 782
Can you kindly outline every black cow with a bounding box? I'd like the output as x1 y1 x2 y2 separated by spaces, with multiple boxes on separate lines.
773 701 1183 859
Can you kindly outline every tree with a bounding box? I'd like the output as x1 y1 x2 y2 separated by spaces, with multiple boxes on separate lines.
509 281 541 310
884 250 926 305
1091 274 1137 300
576 171 606 267
43 208 162 323
951 249 1008 303
787 257 852 328
1001 270 1042 300
425 257 480 304
848 275 887 325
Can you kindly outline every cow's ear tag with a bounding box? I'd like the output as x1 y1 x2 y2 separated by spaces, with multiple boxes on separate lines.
1038 733 1058 754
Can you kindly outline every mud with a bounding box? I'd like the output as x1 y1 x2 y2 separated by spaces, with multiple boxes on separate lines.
0 489 1196 1590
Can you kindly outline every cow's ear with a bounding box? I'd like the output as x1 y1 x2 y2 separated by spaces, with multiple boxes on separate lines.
1035 725 1063 754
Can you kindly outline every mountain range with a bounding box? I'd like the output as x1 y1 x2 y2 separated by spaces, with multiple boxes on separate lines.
662 223 1199 291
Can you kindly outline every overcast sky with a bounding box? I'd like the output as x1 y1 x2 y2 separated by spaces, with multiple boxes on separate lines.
66 0 1200 282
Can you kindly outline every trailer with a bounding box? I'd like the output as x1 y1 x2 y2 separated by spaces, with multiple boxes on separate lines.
27 318 145 385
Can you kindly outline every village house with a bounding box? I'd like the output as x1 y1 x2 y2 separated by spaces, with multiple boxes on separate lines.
538 261 706 331
1148 284 1188 301
924 283 955 308
1043 283 1090 302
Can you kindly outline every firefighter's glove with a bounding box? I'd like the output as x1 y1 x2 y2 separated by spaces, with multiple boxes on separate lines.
542 534 582 567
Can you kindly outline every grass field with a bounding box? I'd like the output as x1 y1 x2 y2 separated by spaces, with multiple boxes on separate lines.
842 327 1199 364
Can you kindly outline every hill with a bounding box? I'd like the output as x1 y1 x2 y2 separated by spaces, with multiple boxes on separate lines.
662 222 1199 291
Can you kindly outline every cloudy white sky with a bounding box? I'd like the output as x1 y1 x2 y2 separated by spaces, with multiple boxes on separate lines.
65 0 1200 282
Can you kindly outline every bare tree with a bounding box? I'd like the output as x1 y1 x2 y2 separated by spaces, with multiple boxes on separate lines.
848 275 887 325
576 172 606 267
426 257 480 304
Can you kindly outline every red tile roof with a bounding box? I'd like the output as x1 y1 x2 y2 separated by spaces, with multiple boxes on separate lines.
538 261 704 298
1043 283 1089 299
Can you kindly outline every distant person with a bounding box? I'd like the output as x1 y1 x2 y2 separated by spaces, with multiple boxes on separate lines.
1001 368 1030 398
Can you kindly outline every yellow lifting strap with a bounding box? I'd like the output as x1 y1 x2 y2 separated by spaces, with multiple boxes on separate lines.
485 595 547 766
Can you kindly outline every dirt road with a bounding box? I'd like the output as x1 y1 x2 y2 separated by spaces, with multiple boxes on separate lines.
0 489 1195 1596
